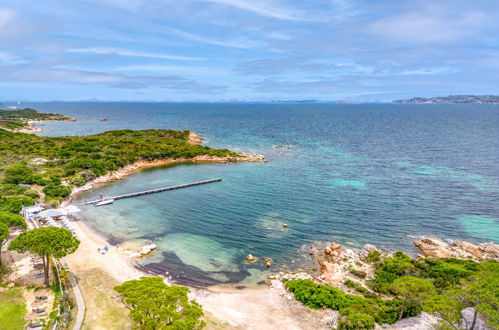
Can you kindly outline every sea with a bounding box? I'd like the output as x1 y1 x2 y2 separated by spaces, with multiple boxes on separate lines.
25 102 499 286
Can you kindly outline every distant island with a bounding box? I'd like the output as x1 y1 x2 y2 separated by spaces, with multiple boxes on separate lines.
393 95 499 104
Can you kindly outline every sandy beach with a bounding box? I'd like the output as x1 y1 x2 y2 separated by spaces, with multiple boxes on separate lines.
64 212 331 329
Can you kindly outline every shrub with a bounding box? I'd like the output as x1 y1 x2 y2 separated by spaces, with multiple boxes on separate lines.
0 211 27 229
339 313 375 329
368 252 414 294
350 269 367 278
3 164 33 184
344 279 357 288
366 250 381 264
43 184 71 198
414 258 478 288
69 176 86 186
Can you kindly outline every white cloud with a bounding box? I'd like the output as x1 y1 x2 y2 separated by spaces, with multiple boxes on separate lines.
0 51 23 65
163 27 263 49
0 8 16 28
0 66 225 91
200 0 302 20
113 64 228 75
369 10 488 43
66 47 203 61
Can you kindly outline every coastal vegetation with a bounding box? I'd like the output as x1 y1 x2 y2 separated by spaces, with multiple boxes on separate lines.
286 251 499 329
0 120 240 207
114 276 205 329
0 108 72 130
8 227 80 286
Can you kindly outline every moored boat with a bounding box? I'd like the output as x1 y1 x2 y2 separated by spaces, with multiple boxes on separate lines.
94 199 114 207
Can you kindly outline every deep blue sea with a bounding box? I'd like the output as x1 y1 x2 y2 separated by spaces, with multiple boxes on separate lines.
26 102 499 286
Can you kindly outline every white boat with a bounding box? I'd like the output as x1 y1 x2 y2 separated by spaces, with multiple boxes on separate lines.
94 199 114 207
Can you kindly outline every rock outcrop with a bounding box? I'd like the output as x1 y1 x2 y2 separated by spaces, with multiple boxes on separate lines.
359 244 378 261
413 237 499 260
130 243 157 258
380 312 439 329
460 308 493 330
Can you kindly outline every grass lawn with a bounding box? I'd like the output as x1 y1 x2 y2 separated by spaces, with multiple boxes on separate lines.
79 268 133 330
0 287 27 330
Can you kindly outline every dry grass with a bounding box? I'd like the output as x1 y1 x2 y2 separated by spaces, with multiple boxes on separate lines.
77 268 133 330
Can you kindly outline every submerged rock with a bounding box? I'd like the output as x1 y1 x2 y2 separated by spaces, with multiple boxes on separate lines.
246 254 257 263
263 257 273 268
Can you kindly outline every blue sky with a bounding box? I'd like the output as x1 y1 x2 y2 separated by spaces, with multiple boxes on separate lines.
0 0 498 101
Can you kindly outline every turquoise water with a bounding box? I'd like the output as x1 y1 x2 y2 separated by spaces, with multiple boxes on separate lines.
29 102 499 285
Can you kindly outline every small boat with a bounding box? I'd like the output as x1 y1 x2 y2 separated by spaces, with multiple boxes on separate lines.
94 199 114 207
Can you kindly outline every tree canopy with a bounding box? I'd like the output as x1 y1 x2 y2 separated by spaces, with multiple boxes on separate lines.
114 276 205 330
0 211 27 229
8 227 79 286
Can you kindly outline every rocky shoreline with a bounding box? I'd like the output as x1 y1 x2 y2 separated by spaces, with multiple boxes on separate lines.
62 131 266 205
266 237 498 329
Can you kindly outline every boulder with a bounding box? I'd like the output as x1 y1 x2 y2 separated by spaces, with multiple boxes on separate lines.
138 244 157 256
263 257 273 268
413 238 454 258
359 244 378 260
246 254 257 262
453 241 483 258
381 312 438 329
460 308 492 330
325 242 342 255
477 242 499 259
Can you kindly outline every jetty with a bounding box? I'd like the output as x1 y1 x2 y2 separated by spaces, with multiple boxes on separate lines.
79 178 221 206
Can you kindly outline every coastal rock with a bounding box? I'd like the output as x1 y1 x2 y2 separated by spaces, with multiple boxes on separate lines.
139 244 157 256
324 242 341 255
414 237 499 260
359 244 378 261
413 238 455 258
246 254 257 263
130 244 157 258
188 132 205 145
453 241 483 258
263 257 273 268
477 242 499 259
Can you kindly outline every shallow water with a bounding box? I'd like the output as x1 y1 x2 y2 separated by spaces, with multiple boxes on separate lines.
29 102 499 285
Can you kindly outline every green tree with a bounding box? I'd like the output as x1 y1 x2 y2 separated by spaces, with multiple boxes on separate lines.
390 276 435 320
424 293 465 329
3 164 33 184
0 211 27 229
114 276 205 330
8 227 79 286
457 262 499 329
0 223 9 266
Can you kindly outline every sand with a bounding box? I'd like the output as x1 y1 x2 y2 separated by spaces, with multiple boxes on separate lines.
63 216 330 329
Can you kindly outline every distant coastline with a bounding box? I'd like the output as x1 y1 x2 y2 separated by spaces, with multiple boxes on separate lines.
393 95 499 104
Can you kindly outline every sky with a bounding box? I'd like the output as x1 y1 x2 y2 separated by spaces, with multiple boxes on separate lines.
0 0 498 102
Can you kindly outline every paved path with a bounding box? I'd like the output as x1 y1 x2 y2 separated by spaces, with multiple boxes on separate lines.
69 270 85 330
